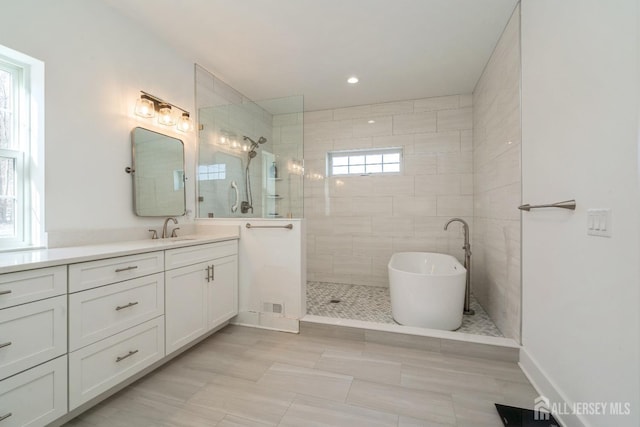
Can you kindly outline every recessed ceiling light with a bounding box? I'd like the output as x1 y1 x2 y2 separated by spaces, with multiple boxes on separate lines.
347 76 359 84
368 120 375 124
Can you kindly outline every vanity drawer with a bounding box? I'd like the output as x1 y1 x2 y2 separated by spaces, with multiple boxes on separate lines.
165 240 238 270
0 266 66 310
0 355 68 427
69 251 164 292
69 273 165 351
69 316 165 410
0 295 67 381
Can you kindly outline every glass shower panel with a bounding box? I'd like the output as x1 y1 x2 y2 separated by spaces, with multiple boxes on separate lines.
195 65 303 219
256 95 304 219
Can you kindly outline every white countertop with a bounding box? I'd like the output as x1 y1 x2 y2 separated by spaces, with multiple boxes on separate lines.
0 230 239 274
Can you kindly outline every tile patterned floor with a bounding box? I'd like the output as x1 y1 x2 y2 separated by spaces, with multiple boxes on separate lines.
307 281 504 337
65 325 537 427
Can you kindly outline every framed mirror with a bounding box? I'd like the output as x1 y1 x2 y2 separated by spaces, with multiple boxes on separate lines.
130 127 186 216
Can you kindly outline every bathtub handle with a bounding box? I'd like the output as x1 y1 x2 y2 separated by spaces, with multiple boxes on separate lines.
518 199 576 211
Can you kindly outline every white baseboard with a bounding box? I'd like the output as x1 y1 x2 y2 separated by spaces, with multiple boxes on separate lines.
231 311 299 333
519 347 587 427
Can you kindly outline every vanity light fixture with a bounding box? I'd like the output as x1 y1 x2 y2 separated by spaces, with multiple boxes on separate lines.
177 112 193 132
157 103 176 126
134 94 156 118
134 91 192 132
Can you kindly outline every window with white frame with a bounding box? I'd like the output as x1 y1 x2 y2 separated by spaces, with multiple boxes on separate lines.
327 147 402 176
0 46 44 250
198 163 226 181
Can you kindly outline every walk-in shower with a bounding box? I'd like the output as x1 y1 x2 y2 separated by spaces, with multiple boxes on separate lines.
241 135 267 214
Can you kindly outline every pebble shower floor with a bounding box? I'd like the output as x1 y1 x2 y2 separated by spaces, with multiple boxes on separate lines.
306 281 504 337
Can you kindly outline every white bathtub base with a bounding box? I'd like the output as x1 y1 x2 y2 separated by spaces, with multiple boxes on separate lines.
388 252 466 331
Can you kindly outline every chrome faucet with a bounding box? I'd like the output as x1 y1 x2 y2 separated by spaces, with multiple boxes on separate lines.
444 218 474 315
162 217 178 239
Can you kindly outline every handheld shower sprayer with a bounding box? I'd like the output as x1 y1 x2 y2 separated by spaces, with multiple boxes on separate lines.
241 135 268 214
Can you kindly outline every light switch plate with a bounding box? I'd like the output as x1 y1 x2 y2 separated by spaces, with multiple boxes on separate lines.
587 208 611 237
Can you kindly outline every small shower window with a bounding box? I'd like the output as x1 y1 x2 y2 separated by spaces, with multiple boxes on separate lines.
198 163 226 181
327 147 402 176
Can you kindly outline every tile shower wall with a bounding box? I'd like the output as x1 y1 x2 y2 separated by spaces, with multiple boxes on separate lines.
472 5 521 341
304 96 473 287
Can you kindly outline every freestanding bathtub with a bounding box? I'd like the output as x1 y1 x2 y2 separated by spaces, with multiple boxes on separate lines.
388 252 466 331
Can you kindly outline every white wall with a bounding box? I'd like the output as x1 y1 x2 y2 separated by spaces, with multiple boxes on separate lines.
0 0 196 239
520 1 640 426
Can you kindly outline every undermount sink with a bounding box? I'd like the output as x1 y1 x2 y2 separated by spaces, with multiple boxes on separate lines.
170 237 197 241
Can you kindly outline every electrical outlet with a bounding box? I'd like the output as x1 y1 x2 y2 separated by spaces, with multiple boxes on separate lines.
587 208 611 237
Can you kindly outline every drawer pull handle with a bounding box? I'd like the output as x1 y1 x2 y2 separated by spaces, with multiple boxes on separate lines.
115 266 138 273
0 342 11 349
0 290 11 296
115 301 139 311
0 413 12 422
116 349 139 363
205 265 212 283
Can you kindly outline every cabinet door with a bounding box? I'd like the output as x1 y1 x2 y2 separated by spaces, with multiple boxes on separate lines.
165 261 208 355
69 273 164 351
68 317 164 410
207 255 238 330
0 355 67 427
0 266 66 310
0 295 67 381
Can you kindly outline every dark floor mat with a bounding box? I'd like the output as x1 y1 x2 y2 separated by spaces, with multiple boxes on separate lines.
495 403 561 426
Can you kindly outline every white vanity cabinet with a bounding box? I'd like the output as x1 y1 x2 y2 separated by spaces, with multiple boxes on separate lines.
67 251 166 410
0 266 68 426
165 241 238 355
0 233 239 426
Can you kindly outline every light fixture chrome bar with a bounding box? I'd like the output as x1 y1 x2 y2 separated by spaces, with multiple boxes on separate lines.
140 91 189 116
245 223 293 230
518 199 576 211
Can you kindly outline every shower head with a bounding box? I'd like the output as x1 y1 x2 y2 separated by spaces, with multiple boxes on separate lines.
248 151 257 159
243 135 268 145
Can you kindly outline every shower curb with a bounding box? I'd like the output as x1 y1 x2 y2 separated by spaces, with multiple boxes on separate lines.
300 315 520 363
